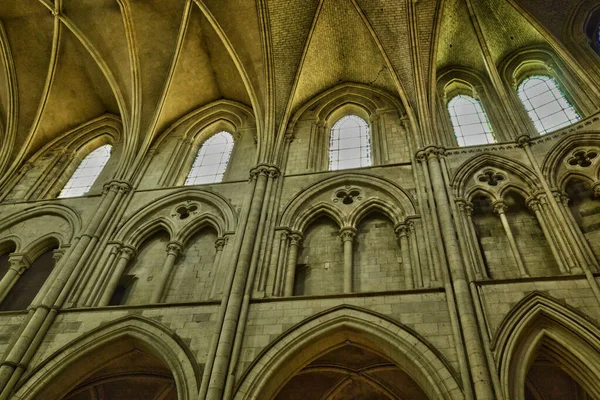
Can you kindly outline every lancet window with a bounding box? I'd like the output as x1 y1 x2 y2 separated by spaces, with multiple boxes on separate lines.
447 95 496 146
58 145 112 198
329 115 371 170
185 131 234 185
517 75 580 135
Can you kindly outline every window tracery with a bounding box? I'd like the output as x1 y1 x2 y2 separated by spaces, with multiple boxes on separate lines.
185 131 234 185
517 75 580 135
329 115 371 170
58 145 112 198
447 95 496 147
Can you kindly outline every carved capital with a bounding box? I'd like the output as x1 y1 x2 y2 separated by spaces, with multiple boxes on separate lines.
103 180 132 195
249 164 273 180
394 223 410 238
339 227 357 243
492 200 507 215
289 232 303 247
516 134 532 148
8 254 31 275
592 181 600 198
525 197 541 212
421 146 446 161
455 198 474 216
215 237 227 251
119 246 136 261
52 249 66 264
166 242 183 256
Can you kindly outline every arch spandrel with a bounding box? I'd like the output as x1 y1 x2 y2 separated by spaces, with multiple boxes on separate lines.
451 153 540 201
233 306 463 400
0 204 81 252
492 292 600 400
116 189 237 247
280 173 417 232
541 132 600 190
14 316 200 400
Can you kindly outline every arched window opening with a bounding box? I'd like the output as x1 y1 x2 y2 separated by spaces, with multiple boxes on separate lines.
0 247 58 311
517 75 581 135
59 144 112 198
447 95 496 147
0 243 16 282
329 115 371 170
185 131 234 185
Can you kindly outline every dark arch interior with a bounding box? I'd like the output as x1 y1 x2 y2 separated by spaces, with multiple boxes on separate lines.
0 243 58 312
274 344 429 400
525 343 593 400
36 337 176 400
0 241 17 282
565 178 600 261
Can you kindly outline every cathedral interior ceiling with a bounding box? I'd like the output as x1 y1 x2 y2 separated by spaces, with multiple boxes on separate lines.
0 0 593 181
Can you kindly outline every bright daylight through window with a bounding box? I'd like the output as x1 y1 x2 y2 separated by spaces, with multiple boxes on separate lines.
329 115 371 170
58 145 112 198
517 75 580 135
185 131 234 185
447 95 496 147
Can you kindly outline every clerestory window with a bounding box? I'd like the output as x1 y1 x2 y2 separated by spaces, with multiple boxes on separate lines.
329 115 371 170
447 95 496 147
517 75 580 135
185 131 234 185
58 144 112 198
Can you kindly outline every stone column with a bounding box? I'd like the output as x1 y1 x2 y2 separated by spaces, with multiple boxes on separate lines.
395 224 414 289
209 237 227 299
85 245 120 306
526 198 568 274
339 227 356 294
98 246 136 306
492 200 529 277
557 193 599 268
456 199 487 280
408 221 423 287
0 254 31 304
283 233 303 297
538 194 577 272
151 242 183 304
422 146 495 400
206 165 272 400
273 230 290 296
0 181 129 396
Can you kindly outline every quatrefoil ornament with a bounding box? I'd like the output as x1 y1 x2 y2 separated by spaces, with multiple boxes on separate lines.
477 169 506 187
568 150 598 168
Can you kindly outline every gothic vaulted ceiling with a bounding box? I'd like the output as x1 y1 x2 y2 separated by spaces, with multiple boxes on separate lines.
0 0 593 181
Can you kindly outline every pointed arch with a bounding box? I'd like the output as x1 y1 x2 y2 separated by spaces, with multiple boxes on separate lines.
13 316 199 400
127 217 176 249
115 189 237 244
493 292 600 400
292 202 344 233
234 305 462 400
541 131 600 189
0 204 81 244
348 197 402 228
451 153 539 199
281 173 416 231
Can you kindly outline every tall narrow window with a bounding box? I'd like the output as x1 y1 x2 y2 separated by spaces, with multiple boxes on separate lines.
329 115 371 170
517 75 581 135
447 95 496 147
58 145 112 198
185 131 234 185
